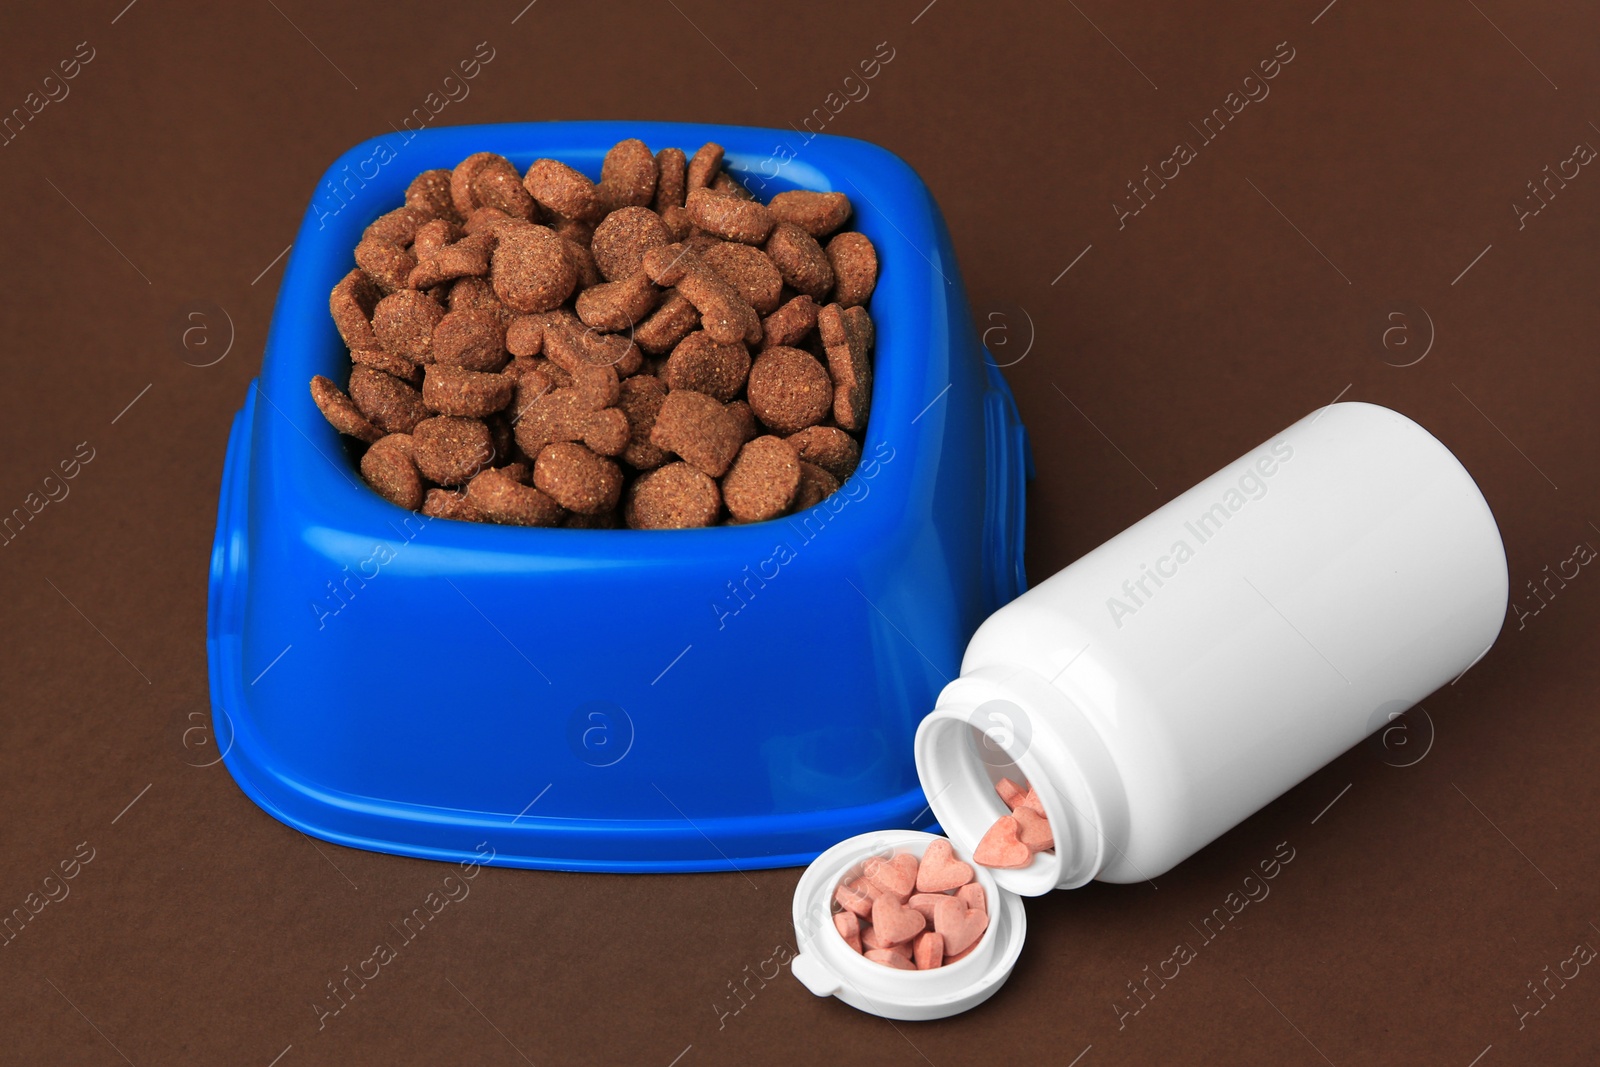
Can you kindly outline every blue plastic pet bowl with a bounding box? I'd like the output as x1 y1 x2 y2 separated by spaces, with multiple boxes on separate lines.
207 121 1031 872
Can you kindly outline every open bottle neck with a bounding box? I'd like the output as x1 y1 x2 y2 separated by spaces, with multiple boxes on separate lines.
914 664 1128 894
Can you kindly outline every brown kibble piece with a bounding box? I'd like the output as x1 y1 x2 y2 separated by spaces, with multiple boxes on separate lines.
617 374 669 469
726 399 759 442
686 188 774 245
598 138 658 210
364 205 430 246
642 245 760 346
654 147 687 210
449 276 503 315
411 416 494 486
465 466 565 526
625 462 721 529
359 434 424 510
702 242 783 314
746 346 832 434
575 272 658 332
686 142 723 190
422 366 514 417
786 425 861 482
523 158 604 224
826 231 878 307
330 269 382 350
410 230 494 289
590 206 672 282
712 171 754 200
792 460 841 510
463 205 511 236
761 294 819 350
450 152 500 218
431 309 507 371
662 332 750 402
492 224 578 313
372 290 445 363
633 289 700 355
818 303 874 431
764 222 834 302
562 236 602 289
505 315 544 357
349 366 430 434
473 155 537 220
720 436 801 523
768 190 852 238
581 406 629 456
355 237 416 294
534 442 623 514
658 203 694 242
543 318 640 379
422 487 483 522
412 218 463 259
351 348 422 384
406 169 461 222
650 390 743 477
311 375 382 443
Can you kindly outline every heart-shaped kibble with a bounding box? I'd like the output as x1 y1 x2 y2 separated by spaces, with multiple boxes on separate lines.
996 777 1026 810
916 839 975 893
870 892 927 946
934 895 990 957
834 878 874 919
956 882 987 915
1014 805 1055 852
905 893 948 922
864 852 918 900
973 814 1033 869
865 948 916 970
833 909 862 953
913 930 945 970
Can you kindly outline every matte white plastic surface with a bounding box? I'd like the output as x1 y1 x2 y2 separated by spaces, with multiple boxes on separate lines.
917 402 1509 893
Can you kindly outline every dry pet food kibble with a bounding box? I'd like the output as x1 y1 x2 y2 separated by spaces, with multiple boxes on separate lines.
310 136 880 527
832 841 990 970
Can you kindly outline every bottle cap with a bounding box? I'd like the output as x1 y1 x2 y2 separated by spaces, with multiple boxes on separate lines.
788 830 1027 1020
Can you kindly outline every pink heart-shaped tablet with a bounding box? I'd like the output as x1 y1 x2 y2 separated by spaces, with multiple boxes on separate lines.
834 878 874 918
865 948 916 970
973 814 1033 869
913 930 945 970
996 777 1026 810
833 909 862 953
934 895 990 957
870 892 927 946
1020 787 1047 818
860 919 895 951
1014 805 1055 852
864 852 918 900
956 882 987 915
916 839 975 893
945 941 979 965
905 893 948 921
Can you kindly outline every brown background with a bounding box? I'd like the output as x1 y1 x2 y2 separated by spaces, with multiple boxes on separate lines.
2 0 1597 1063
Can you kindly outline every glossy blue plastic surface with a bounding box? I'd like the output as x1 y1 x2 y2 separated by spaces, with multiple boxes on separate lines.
207 121 1030 871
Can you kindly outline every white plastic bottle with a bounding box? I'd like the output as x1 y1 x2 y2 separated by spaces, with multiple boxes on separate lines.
791 402 1509 1019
